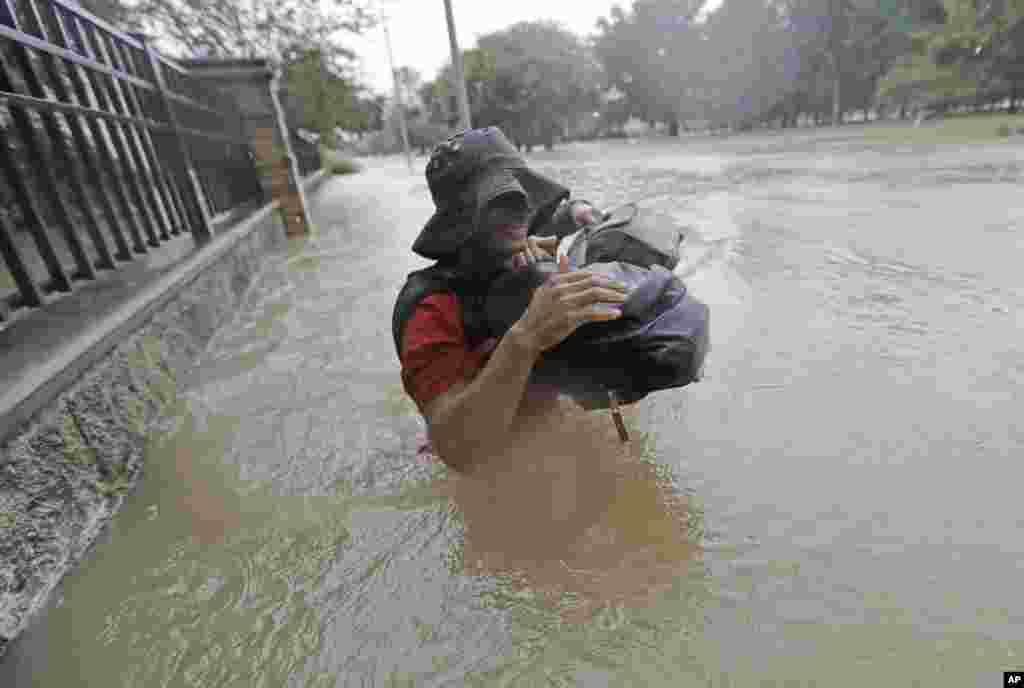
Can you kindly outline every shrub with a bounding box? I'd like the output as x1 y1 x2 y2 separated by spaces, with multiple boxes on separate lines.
328 157 362 175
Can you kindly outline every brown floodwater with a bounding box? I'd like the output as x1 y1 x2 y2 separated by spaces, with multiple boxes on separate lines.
3 130 1023 686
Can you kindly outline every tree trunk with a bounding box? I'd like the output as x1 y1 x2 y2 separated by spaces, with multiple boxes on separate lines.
668 120 680 137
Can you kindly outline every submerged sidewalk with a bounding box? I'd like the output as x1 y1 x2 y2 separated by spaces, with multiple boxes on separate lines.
184 158 441 496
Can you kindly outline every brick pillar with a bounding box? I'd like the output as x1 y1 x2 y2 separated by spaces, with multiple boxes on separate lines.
267 69 312 237
251 124 309 237
180 59 312 237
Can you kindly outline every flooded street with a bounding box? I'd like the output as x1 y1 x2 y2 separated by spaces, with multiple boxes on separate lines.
4 129 1023 686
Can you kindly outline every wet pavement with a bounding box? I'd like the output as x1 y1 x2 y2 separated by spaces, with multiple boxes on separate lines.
3 129 1024 686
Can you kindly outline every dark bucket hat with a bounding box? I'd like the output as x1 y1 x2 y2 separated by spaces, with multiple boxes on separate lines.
412 127 570 261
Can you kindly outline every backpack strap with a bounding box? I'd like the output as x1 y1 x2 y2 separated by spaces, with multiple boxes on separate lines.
568 202 684 271
392 264 493 362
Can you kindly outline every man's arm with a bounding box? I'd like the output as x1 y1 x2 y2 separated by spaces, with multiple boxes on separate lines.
416 254 629 473
421 326 540 472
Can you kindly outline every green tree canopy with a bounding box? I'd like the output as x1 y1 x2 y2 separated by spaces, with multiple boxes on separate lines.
475 21 604 148
110 0 376 145
123 0 374 64
877 0 1013 108
701 0 792 126
282 48 369 146
594 0 707 132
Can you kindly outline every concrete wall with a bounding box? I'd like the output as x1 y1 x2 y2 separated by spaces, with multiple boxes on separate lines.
0 172 326 658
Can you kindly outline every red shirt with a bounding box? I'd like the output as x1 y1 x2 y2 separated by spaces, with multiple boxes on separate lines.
400 292 559 412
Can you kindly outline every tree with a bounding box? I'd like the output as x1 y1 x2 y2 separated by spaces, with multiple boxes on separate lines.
594 1 707 134
877 0 999 113
770 0 940 125
123 0 374 64
395 66 423 114
282 48 363 146
470 22 603 150
361 94 389 132
396 68 454 153
417 81 444 123
778 0 882 125
598 85 633 134
978 0 1024 111
117 0 375 147
430 48 499 128
702 0 793 128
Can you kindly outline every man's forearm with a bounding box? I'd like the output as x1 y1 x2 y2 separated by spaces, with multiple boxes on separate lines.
429 326 539 470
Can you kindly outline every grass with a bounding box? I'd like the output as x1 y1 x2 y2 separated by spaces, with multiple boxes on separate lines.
321 147 363 176
861 112 1024 145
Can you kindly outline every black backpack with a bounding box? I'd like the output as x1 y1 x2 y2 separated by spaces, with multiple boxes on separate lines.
391 263 493 362
484 202 710 413
392 202 711 439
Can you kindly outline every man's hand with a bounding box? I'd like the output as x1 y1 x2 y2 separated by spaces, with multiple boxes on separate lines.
511 202 599 266
510 254 630 355
572 202 598 227
516 235 559 266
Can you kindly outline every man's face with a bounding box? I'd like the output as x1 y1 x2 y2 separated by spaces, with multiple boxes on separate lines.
457 196 531 278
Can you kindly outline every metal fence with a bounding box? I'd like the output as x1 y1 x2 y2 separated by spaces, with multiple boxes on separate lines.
0 0 266 328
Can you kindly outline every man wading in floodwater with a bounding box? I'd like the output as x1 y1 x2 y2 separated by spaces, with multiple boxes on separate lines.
392 129 699 623
392 127 632 472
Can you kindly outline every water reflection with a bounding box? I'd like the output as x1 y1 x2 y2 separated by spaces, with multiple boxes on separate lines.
4 406 354 688
440 399 702 625
99 412 355 688
432 400 717 686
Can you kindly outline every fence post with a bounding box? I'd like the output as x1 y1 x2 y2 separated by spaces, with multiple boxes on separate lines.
134 35 213 242
266 69 312 237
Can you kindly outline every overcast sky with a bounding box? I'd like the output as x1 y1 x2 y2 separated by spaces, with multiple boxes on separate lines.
348 0 724 96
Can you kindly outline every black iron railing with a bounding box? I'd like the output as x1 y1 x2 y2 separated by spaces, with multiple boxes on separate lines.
0 0 265 328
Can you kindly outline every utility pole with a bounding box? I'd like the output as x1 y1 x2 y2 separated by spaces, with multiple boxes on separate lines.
381 12 413 173
442 0 473 131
